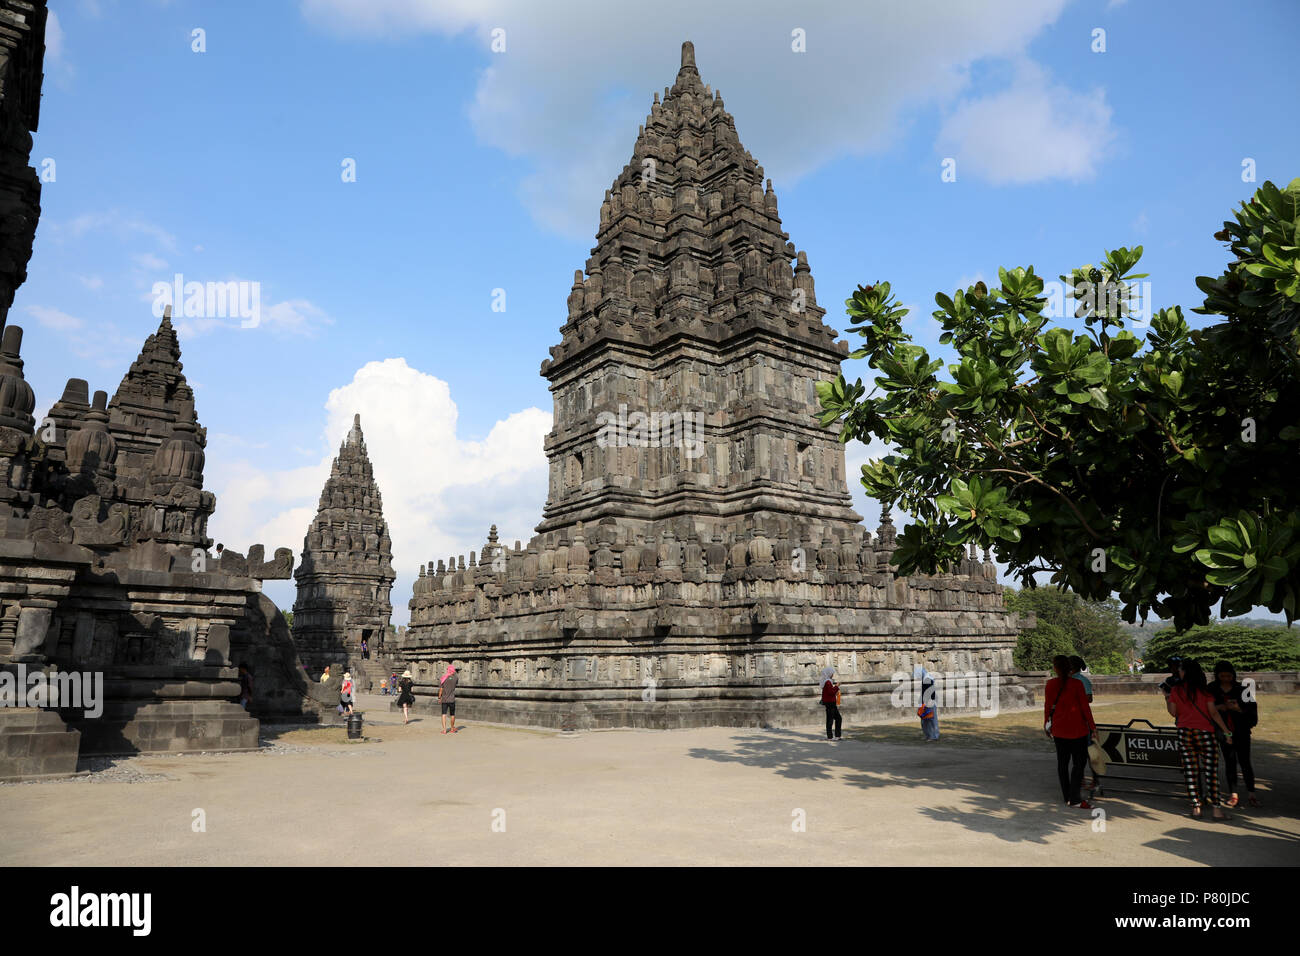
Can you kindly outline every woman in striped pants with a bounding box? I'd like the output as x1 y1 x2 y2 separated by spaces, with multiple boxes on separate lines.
1165 660 1235 820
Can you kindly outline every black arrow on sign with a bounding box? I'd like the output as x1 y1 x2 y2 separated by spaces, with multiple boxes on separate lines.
1102 731 1123 763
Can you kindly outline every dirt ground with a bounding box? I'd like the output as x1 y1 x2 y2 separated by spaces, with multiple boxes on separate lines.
1 693 1294 866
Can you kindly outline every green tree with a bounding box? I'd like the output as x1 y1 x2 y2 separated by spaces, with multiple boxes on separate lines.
281 609 294 630
816 179 1300 631
1144 623 1300 671
1004 587 1136 673
1011 620 1075 672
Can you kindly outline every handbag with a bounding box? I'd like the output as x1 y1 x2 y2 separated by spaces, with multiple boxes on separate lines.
1087 740 1108 776
917 677 935 719
835 687 842 706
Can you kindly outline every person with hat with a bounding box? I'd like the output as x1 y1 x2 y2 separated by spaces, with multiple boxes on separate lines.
439 664 459 734
397 669 416 725
340 671 356 716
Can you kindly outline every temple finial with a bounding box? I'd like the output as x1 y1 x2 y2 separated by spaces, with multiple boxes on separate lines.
681 41 695 71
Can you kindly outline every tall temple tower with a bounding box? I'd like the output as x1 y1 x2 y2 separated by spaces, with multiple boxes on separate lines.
401 42 1027 728
292 415 395 670
539 39 860 543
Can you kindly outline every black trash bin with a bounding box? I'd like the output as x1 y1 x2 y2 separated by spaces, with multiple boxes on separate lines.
346 713 364 739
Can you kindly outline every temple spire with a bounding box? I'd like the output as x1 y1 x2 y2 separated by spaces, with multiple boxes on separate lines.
547 38 837 371
109 307 196 431
294 408 394 670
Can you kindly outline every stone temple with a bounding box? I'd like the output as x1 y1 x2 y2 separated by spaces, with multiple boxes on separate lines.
292 414 395 681
0 3 329 781
0 300 319 778
399 42 1030 728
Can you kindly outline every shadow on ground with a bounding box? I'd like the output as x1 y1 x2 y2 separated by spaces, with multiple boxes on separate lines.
686 725 1298 863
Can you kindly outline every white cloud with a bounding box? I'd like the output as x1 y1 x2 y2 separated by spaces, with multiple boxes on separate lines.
24 304 138 367
260 298 333 336
171 316 227 338
45 10 66 65
205 358 552 624
298 0 1086 238
77 275 104 291
53 211 178 252
937 60 1116 185
26 304 83 333
168 292 333 339
133 252 168 271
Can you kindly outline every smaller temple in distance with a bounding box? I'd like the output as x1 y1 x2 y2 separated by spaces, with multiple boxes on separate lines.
292 414 395 677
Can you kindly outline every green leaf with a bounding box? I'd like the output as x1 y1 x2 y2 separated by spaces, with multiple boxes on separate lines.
1206 524 1243 549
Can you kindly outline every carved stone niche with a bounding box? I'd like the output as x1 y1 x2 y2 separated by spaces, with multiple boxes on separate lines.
12 605 53 659
203 623 232 666
560 606 581 640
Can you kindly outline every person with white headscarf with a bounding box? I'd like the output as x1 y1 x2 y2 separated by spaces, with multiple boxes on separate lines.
914 664 939 740
818 666 842 741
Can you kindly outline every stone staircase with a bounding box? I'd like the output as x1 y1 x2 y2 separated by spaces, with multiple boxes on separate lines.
355 657 403 694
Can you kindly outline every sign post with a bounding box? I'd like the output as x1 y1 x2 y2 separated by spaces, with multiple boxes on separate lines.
1091 718 1186 796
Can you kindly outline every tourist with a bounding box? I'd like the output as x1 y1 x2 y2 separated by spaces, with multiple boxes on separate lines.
1166 659 1233 820
1070 656 1098 790
340 671 356 716
379 678 388 695
1211 660 1259 809
1158 656 1184 697
914 665 939 741
1069 656 1093 702
1045 655 1097 809
237 662 254 710
397 669 416 725
361 639 370 660
319 664 331 685
818 666 842 741
439 664 458 734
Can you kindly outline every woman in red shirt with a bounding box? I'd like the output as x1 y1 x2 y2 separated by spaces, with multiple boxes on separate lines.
1166 659 1234 819
819 667 842 741
1045 655 1097 809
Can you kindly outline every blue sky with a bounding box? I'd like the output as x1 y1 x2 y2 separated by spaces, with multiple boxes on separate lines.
19 0 1299 620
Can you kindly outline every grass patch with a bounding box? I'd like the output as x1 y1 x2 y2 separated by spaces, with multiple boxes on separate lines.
849 693 1300 768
